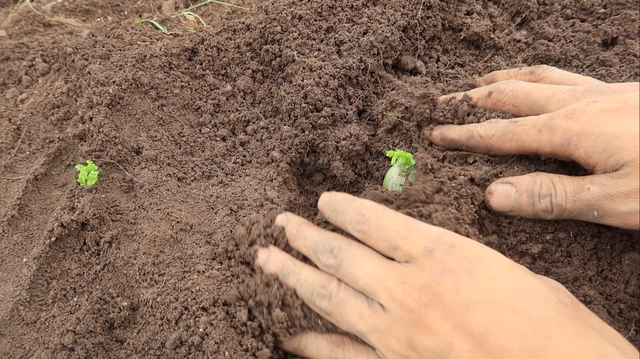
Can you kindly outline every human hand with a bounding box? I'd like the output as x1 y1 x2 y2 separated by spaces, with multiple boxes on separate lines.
254 192 638 358
426 66 639 229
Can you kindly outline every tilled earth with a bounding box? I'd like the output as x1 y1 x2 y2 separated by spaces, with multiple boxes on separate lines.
0 0 638 357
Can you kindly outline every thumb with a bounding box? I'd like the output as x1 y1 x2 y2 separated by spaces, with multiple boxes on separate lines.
485 172 637 228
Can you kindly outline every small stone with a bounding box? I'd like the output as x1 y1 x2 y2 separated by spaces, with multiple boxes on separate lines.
80 29 91 38
17 93 29 104
61 332 76 347
597 52 619 67
36 62 51 76
220 83 233 95
235 307 249 322
5 88 19 99
86 64 105 75
162 0 176 15
414 59 427 75
256 348 271 359
216 128 231 139
221 289 240 304
166 329 183 349
395 55 426 75
200 127 211 134
0 30 7 37
21 75 33 87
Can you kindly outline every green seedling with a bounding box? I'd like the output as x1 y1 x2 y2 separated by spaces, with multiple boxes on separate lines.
75 160 99 186
382 150 417 192
135 19 169 33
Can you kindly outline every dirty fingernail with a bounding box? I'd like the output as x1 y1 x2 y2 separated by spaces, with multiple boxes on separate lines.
487 183 517 213
424 126 439 140
254 246 270 268
274 213 288 227
437 94 452 103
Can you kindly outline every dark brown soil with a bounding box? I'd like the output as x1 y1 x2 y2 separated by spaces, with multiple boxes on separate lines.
0 0 638 357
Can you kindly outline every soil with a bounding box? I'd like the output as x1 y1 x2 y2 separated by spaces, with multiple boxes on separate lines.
0 0 638 357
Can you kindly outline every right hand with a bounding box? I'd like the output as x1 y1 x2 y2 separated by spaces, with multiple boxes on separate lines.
427 66 640 229
254 192 639 359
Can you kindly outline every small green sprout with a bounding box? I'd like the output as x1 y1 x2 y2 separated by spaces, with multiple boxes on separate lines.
383 150 417 192
135 19 169 33
75 160 99 186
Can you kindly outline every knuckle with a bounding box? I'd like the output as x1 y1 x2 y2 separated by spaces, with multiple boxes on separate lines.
423 243 458 262
474 119 502 146
315 239 344 271
286 219 303 243
530 174 568 219
587 85 613 95
349 203 377 238
329 335 360 354
309 277 341 313
494 79 522 96
559 104 590 124
541 276 568 292
539 275 574 305
489 80 523 106
529 65 556 81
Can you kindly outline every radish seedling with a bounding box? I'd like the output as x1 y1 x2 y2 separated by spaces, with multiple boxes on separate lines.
75 160 99 186
383 150 416 192
135 19 169 33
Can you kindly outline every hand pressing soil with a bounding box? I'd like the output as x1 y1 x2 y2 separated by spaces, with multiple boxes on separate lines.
428 66 640 229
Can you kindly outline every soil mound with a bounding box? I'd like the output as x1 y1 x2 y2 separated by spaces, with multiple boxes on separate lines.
0 0 638 357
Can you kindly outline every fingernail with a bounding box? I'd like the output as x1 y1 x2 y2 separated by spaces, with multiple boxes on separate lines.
487 183 517 213
274 213 288 227
437 94 451 103
254 246 270 268
424 126 438 140
318 191 331 209
475 76 487 87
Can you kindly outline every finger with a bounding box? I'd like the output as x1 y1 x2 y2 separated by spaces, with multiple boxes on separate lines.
255 245 382 337
426 114 571 160
280 332 379 359
439 80 579 116
484 172 638 228
275 212 396 302
318 192 453 262
478 65 605 87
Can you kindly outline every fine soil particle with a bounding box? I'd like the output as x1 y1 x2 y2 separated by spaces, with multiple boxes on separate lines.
0 0 638 357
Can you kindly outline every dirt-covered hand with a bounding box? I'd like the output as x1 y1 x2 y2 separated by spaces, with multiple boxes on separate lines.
254 192 638 359
426 66 640 229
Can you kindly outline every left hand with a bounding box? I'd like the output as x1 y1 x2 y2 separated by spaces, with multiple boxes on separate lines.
426 66 639 229
254 192 638 359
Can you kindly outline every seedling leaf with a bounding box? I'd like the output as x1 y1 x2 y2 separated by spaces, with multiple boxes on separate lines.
135 19 169 33
75 160 99 186
382 150 416 192
385 149 415 170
